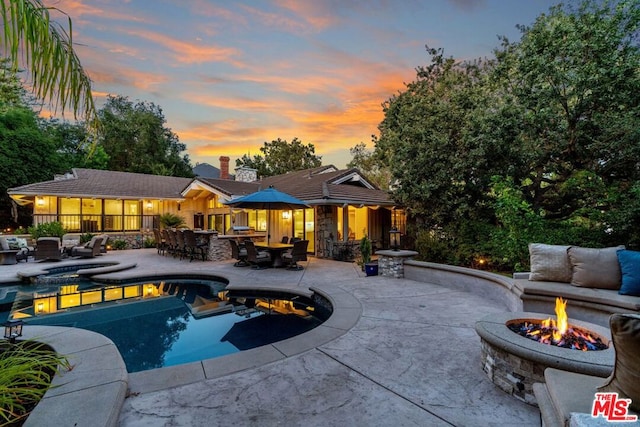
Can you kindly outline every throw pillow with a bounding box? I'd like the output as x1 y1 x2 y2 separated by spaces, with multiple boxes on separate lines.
528 243 572 282
568 246 625 289
597 313 640 413
617 250 640 296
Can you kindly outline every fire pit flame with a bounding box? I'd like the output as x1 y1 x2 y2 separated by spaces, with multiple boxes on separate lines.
508 297 608 351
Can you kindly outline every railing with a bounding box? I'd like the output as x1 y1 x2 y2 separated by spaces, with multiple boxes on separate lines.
33 214 159 232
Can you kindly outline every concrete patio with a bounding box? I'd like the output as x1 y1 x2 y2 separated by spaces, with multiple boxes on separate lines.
0 249 539 426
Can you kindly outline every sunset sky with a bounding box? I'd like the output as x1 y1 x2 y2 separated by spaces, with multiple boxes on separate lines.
45 0 560 170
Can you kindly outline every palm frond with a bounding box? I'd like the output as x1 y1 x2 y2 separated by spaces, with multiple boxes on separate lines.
1 0 96 122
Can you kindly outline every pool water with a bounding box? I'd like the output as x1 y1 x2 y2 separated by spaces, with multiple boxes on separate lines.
1 278 324 373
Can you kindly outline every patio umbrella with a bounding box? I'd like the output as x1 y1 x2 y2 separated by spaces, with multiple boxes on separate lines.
223 186 309 243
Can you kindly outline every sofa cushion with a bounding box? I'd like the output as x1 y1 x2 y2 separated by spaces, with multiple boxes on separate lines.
618 250 640 297
529 243 572 283
598 313 640 413
544 368 606 425
568 246 624 289
513 279 640 311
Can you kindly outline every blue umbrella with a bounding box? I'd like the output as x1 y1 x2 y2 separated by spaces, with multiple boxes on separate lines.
223 187 309 243
223 187 309 211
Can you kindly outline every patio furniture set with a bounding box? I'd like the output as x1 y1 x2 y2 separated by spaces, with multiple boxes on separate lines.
232 237 309 270
154 228 208 262
0 234 108 264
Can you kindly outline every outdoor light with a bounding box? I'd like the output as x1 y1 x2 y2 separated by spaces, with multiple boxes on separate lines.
37 302 44 313
146 202 153 210
36 197 45 207
4 319 23 344
282 211 291 220
390 227 401 251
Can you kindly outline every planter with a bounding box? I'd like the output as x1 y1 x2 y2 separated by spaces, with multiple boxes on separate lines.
365 262 378 276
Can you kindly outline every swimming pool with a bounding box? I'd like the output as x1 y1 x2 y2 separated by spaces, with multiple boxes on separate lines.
1 274 328 373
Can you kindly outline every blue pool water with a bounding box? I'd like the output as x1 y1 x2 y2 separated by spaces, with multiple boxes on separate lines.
1 277 324 373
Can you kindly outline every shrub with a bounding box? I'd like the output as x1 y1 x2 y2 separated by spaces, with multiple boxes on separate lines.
112 239 127 250
79 233 94 244
0 340 70 425
27 222 66 240
143 237 156 248
159 213 186 229
359 235 372 265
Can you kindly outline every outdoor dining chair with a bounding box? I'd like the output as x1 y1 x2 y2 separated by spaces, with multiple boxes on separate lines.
229 239 248 267
282 239 309 270
182 229 207 262
244 241 272 269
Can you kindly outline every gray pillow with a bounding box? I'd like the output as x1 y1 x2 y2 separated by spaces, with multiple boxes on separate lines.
568 246 625 289
529 243 572 283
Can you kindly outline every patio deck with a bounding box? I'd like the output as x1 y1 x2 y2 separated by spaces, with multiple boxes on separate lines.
0 249 538 426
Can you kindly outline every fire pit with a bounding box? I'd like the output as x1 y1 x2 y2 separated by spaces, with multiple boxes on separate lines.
475 299 614 406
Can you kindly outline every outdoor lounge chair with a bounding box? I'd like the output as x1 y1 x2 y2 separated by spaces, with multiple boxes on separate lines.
35 237 63 261
229 239 248 267
244 241 271 269
71 236 103 258
282 239 309 270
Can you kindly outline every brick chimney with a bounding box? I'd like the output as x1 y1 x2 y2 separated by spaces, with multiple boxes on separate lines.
219 156 230 180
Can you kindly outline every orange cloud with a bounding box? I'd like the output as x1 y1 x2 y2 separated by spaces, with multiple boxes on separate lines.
124 28 243 66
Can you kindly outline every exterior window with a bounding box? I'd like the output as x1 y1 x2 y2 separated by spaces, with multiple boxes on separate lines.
293 208 315 252
208 214 231 233
208 196 225 209
59 198 81 231
124 201 141 230
104 199 123 231
337 206 368 240
248 210 267 231
81 198 102 232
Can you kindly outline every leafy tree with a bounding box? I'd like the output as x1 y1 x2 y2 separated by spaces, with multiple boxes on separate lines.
375 0 640 269
0 63 100 228
42 119 109 169
236 137 321 177
1 0 95 121
346 142 392 190
491 0 640 246
97 95 193 177
375 47 502 227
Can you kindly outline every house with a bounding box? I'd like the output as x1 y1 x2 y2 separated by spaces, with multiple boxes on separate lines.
7 158 403 258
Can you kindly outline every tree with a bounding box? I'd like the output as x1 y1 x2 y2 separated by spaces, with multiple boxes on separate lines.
374 0 640 269
97 95 193 177
236 137 322 177
491 0 640 245
375 47 502 226
1 0 95 122
346 142 392 190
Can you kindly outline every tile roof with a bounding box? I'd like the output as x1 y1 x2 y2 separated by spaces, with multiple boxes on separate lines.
8 166 395 207
257 166 394 206
193 177 259 197
8 168 193 200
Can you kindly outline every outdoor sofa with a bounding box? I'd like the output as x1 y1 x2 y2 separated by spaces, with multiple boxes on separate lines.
513 244 640 327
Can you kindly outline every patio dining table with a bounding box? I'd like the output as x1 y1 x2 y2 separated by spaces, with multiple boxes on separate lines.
254 242 293 268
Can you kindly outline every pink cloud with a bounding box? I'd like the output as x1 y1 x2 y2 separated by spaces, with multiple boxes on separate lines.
124 28 243 66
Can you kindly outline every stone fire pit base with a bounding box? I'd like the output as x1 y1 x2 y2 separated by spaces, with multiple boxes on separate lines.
475 312 614 406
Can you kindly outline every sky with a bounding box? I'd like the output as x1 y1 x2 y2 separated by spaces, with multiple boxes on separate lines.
44 0 561 170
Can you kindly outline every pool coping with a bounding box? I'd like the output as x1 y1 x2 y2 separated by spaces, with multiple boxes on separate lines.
19 278 362 426
126 282 362 393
